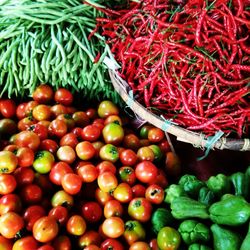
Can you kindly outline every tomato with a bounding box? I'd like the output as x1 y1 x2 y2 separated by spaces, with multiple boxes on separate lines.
139 124 153 139
145 184 164 204
56 114 75 131
33 216 59 243
131 184 146 198
104 115 122 126
100 239 124 250
12 236 39 250
40 139 59 154
102 217 125 238
78 230 102 248
75 141 96 161
157 227 181 250
82 201 102 223
0 150 18 173
113 183 133 203
92 118 105 130
97 100 119 118
17 117 36 131
54 88 73 106
0 212 24 239
49 206 68 226
84 245 100 250
0 118 17 136
72 111 90 127
149 239 160 250
50 104 68 117
59 132 78 148
0 174 16 195
104 200 123 218
119 149 137 166
20 183 42 204
32 104 51 121
33 84 54 104
102 123 124 146
129 241 150 250
0 235 12 250
81 124 101 142
14 167 35 186
165 151 181 177
96 161 116 175
158 140 171 154
33 150 55 174
77 163 98 183
135 161 158 184
0 99 16 118
52 235 71 250
13 131 40 151
128 198 152 223
123 220 146 246
0 194 22 215
16 102 27 120
148 145 163 162
25 101 39 116
95 188 113 206
23 205 46 231
66 215 86 236
148 127 165 143
137 146 154 162
16 146 35 167
61 173 82 195
151 169 168 188
37 245 54 250
97 171 118 193
30 123 49 141
99 144 119 163
56 145 76 164
122 134 140 151
86 108 98 120
51 190 74 208
48 119 68 138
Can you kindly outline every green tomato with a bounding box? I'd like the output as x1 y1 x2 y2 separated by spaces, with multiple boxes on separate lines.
51 190 74 208
33 150 55 174
157 227 181 250
123 220 146 245
149 145 163 162
139 125 153 139
97 100 119 118
102 123 124 146
99 144 119 163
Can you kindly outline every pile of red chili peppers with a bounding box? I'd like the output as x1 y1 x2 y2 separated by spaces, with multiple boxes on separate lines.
96 0 250 137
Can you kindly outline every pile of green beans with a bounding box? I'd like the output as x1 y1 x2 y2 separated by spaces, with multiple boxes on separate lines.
0 0 120 103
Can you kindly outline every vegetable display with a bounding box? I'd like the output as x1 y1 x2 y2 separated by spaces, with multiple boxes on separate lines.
95 0 250 137
0 0 120 102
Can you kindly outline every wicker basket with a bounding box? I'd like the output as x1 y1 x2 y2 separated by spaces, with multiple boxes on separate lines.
109 69 250 151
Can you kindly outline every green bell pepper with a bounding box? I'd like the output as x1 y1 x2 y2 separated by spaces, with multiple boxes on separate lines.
198 187 215 206
209 195 250 226
211 224 241 250
164 184 187 204
230 172 249 198
206 173 231 197
188 243 212 250
178 219 210 245
240 222 250 250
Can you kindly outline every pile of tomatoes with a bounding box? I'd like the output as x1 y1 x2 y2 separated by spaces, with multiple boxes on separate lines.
0 85 181 250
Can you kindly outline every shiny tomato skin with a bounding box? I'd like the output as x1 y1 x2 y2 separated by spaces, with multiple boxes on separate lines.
61 173 82 195
113 183 133 203
0 151 18 174
119 149 138 166
122 134 140 152
56 145 76 164
33 84 54 104
59 132 78 148
50 104 68 118
56 114 75 131
18 117 36 131
129 241 150 250
95 188 113 206
0 211 24 239
14 167 35 186
157 227 181 250
54 88 73 106
16 102 27 120
135 161 158 184
102 217 125 238
51 190 74 208
137 146 154 162
25 100 38 116
102 123 124 146
33 216 59 243
81 125 101 142
52 235 72 250
96 161 116 175
148 127 165 143
0 118 17 135
128 198 152 223
83 244 100 250
0 99 16 118
77 163 98 183
131 184 146 198
78 230 102 249
48 206 68 226
72 111 90 127
66 215 86 236
32 104 51 121
104 115 122 126
20 184 42 204
118 166 136 185
0 194 22 215
97 171 118 193
40 139 59 154
33 150 55 174
12 236 39 250
149 238 160 250
13 131 40 151
145 184 164 204
23 205 46 231
37 245 55 250
28 123 48 141
100 239 124 250
103 200 123 218
99 144 119 163
48 119 67 138
97 100 119 118
75 141 96 161
0 174 16 195
0 235 12 250
82 201 102 223
16 146 35 168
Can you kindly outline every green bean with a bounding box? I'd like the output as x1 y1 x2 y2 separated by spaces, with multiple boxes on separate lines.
0 39 19 68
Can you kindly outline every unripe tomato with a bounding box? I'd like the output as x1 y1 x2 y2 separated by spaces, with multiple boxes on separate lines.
51 190 74 208
119 166 136 185
157 227 181 250
102 123 124 146
0 151 18 173
137 146 154 162
33 150 55 174
97 100 119 118
123 220 146 245
99 144 119 163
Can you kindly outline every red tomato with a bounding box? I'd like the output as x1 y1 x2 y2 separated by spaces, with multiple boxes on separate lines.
23 205 46 231
56 114 75 131
119 149 138 166
16 102 27 120
18 117 37 131
56 145 76 164
128 198 152 223
49 206 68 226
78 230 102 249
16 146 35 167
77 163 98 183
151 169 168 188
129 241 150 250
118 166 136 185
137 146 155 162
0 235 12 250
0 118 17 135
33 84 54 104
0 150 18 173
92 118 105 130
0 212 24 239
165 151 181 177
52 235 71 250
32 104 51 121
28 123 48 140
0 99 16 118
51 190 74 208
82 201 102 223
49 162 73 185
102 217 125 238
81 124 101 142
0 174 16 195
59 132 78 148
135 161 158 184
14 167 35 186
148 127 165 143
54 88 73 106
86 108 98 120
145 184 164 204
83 245 100 250
103 200 123 218
48 119 67 138
13 131 40 151
113 183 133 203
131 184 146 198
75 141 96 160
66 215 86 236
33 216 59 243
25 100 38 116
95 188 113 206
12 236 39 250
158 140 171 153
0 194 22 215
20 184 42 204
149 238 160 250
40 139 59 154
96 161 116 175
50 104 68 117
61 173 82 195
37 245 55 250
97 171 118 193
100 239 124 250
104 115 122 126
122 134 140 151
72 111 90 127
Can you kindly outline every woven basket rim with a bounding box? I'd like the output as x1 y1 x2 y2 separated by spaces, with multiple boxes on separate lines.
109 69 250 151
